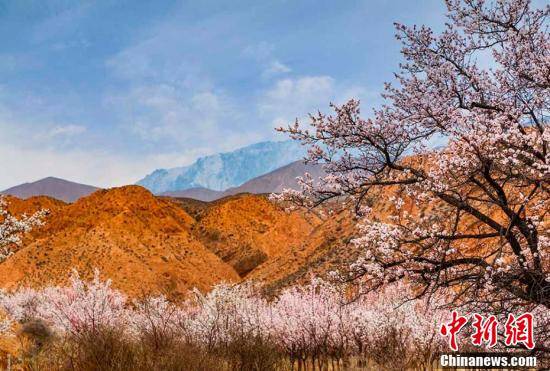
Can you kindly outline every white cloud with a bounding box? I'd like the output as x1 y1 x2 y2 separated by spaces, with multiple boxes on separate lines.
103 24 262 152
48 124 86 138
105 41 159 81
243 42 291 79
263 76 334 104
259 75 335 128
259 75 380 130
242 41 274 60
103 19 214 90
262 60 291 79
105 83 248 147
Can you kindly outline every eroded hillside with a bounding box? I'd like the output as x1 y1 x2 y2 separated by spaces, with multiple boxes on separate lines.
0 186 240 298
0 186 371 297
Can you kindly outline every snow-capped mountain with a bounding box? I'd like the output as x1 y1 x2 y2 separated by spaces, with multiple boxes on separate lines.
137 140 307 194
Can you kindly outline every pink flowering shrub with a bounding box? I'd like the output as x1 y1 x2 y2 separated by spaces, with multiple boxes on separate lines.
0 270 127 336
0 274 450 368
125 295 186 354
0 196 46 262
182 283 271 350
270 279 354 364
0 196 46 338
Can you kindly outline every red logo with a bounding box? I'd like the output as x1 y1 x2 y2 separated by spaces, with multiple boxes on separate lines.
504 313 535 350
440 312 535 351
440 311 468 351
471 313 498 348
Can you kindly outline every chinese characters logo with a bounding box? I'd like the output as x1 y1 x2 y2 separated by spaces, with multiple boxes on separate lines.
440 311 535 351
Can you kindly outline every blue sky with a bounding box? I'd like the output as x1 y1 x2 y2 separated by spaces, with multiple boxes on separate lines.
0 0 448 189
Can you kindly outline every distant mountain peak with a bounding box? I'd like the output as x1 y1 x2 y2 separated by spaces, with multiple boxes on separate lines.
137 140 307 194
2 177 100 203
161 160 325 202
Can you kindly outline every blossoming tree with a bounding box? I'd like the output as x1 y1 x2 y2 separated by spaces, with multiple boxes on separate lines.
0 196 45 332
0 196 45 263
275 0 549 313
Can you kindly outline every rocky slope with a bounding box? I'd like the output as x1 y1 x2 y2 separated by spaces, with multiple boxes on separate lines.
0 186 240 298
222 161 324 197
0 185 366 297
188 194 321 276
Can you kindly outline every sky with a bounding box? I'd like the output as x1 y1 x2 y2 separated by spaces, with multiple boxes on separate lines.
0 0 449 189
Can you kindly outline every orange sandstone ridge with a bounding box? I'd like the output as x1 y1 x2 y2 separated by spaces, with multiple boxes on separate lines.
0 186 240 298
0 186 358 297
0 184 416 298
